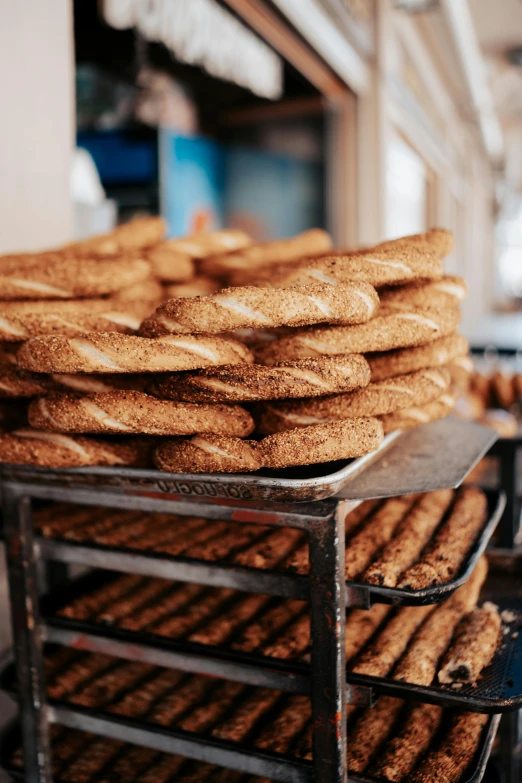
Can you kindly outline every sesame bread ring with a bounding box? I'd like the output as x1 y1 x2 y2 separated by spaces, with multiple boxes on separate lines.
375 228 454 258
255 308 461 366
149 355 371 403
17 333 253 374
199 229 332 277
0 254 151 300
379 392 457 434
162 229 252 260
255 368 450 434
259 418 384 469
0 428 153 468
164 277 221 299
154 435 262 474
62 216 166 255
367 334 469 381
146 243 195 283
447 355 474 391
28 391 254 437
379 275 467 311
0 368 149 399
141 281 379 337
263 246 444 290
0 298 155 341
111 277 164 308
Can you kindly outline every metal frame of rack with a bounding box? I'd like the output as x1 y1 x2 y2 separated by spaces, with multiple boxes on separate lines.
0 418 508 783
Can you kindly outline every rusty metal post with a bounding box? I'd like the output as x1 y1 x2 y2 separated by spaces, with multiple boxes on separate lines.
308 501 347 783
3 484 51 782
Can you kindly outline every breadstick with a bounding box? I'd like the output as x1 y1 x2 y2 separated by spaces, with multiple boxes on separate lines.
351 605 434 677
410 711 488 783
345 495 417 580
17 332 254 374
141 280 379 336
379 275 467 311
154 435 262 474
347 697 404 773
345 604 392 662
398 487 488 589
371 702 444 782
63 216 166 254
375 228 454 258
392 556 488 686
149 354 371 404
438 602 501 685
363 489 454 586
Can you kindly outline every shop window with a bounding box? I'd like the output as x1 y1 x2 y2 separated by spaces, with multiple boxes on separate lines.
385 135 428 240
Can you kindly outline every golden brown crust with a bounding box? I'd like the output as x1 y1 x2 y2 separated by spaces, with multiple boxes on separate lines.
160 229 252 260
345 496 418 580
347 697 404 773
17 332 254 374
0 369 149 399
379 275 467 311
141 281 379 336
111 277 164 307
154 435 262 474
149 355 371 403
0 428 153 467
0 255 151 300
363 489 455 587
255 368 450 433
255 308 461 365
146 244 195 283
398 487 488 589
199 228 332 276
371 702 443 782
62 216 166 254
447 355 474 390
491 370 516 409
27 391 254 437
367 334 469 382
0 298 156 341
263 245 444 290
259 417 384 469
437 602 501 685
163 277 221 299
379 391 457 434
375 228 455 258
409 711 488 783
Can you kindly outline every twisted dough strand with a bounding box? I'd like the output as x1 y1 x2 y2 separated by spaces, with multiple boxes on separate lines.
141 281 379 336
379 391 457 434
62 216 166 255
379 275 467 312
149 355 371 403
255 308 461 365
17 333 253 374
155 435 262 474
28 391 254 437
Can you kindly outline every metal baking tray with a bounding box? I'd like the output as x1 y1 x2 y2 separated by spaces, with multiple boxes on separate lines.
37 489 504 608
0 417 498 505
0 431 401 505
346 597 522 714
0 708 501 783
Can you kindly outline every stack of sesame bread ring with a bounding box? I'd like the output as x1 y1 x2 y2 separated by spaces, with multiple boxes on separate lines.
0 222 470 472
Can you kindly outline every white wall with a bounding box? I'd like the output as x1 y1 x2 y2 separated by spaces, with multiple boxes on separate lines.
0 0 74 253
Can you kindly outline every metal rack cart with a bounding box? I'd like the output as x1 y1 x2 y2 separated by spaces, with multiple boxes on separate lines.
2 417 518 783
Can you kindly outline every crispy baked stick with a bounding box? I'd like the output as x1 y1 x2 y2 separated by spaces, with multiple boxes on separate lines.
363 489 454 586
371 702 443 782
392 557 488 685
438 602 501 685
410 711 488 783
345 495 418 580
347 697 404 773
398 487 487 589
351 605 433 677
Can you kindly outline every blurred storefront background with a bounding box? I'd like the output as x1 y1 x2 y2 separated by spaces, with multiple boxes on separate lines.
1 0 522 339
